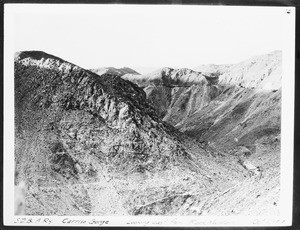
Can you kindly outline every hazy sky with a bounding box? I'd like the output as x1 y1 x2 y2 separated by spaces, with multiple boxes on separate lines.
11 4 284 73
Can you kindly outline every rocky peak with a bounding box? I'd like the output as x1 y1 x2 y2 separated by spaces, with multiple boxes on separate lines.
15 51 73 72
15 51 160 130
15 50 64 62
15 51 192 180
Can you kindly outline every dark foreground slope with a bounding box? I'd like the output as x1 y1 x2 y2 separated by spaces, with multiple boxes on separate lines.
15 51 252 216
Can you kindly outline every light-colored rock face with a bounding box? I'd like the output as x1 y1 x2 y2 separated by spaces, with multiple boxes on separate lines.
193 64 232 76
14 50 281 217
194 50 282 90
123 67 208 87
90 67 140 77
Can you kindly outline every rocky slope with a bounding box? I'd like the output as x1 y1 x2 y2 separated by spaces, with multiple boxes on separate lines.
121 51 281 153
117 51 282 216
15 51 251 216
122 67 219 118
184 51 281 152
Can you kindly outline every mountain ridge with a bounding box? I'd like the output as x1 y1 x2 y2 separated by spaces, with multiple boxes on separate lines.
14 50 281 216
90 66 140 77
116 50 281 157
194 50 282 90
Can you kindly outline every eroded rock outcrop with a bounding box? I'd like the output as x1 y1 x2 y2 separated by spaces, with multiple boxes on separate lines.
15 51 198 215
120 67 219 119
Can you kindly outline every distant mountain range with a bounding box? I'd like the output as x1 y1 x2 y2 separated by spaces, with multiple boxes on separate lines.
90 66 140 77
194 50 281 90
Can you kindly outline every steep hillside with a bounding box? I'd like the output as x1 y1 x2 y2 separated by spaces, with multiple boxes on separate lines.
185 51 282 152
117 51 282 216
122 67 219 118
15 51 248 216
122 51 281 154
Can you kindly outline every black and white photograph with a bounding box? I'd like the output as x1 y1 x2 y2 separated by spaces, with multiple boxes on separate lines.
3 3 295 227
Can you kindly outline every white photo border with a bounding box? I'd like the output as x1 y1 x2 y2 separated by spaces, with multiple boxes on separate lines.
3 4 295 227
